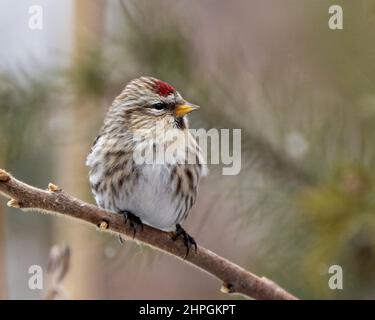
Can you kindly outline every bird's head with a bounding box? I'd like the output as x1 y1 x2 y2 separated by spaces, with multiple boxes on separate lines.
111 76 199 131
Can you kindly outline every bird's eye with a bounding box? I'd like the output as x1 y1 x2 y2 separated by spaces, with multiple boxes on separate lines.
151 102 166 110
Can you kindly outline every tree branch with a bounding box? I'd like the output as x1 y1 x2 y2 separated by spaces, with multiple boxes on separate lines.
0 168 297 300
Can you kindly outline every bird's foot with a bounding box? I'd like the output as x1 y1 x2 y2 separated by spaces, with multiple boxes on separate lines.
120 210 144 238
171 224 197 258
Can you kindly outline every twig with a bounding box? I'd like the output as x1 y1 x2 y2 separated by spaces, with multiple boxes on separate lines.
0 168 297 300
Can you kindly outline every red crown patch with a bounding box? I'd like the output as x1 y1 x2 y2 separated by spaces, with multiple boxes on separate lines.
154 80 175 97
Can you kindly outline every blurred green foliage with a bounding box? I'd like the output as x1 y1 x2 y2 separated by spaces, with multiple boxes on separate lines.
117 1 193 83
68 47 107 99
298 164 375 296
0 73 50 166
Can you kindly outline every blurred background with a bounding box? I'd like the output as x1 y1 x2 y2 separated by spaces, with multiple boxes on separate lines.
1 0 375 299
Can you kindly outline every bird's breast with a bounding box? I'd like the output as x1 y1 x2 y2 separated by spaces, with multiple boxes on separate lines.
87 131 206 231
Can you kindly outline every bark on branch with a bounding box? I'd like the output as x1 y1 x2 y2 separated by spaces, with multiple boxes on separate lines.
0 168 297 300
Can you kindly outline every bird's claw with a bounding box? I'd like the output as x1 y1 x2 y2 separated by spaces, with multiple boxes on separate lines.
172 224 197 259
120 210 144 238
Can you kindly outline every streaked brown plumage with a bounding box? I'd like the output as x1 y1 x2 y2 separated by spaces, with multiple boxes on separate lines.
86 76 207 254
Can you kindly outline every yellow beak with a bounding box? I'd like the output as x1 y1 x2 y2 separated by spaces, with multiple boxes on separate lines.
175 103 200 117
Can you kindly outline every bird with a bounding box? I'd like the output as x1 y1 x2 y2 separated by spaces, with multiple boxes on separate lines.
86 76 207 256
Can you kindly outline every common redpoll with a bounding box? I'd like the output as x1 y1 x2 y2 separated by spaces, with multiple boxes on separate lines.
86 77 207 255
